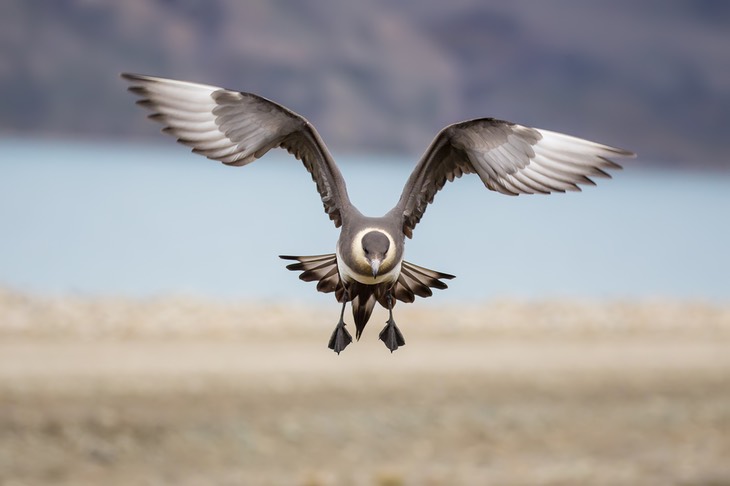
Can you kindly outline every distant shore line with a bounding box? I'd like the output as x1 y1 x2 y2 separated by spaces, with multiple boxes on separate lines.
1 288 728 339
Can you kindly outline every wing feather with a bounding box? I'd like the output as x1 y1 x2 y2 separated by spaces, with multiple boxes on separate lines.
122 73 352 227
396 118 635 237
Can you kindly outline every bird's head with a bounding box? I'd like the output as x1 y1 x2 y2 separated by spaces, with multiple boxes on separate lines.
361 230 391 277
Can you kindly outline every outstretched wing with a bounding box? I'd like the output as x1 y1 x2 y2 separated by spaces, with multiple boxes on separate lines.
396 118 635 237
122 73 352 227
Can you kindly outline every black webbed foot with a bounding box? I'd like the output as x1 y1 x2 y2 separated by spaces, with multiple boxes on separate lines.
328 320 352 354
379 317 405 353
328 291 353 355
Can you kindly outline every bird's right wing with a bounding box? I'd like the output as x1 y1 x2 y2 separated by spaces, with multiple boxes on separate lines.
122 73 352 228
395 118 635 237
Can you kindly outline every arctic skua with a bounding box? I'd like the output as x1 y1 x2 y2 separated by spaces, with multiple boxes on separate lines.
122 73 635 353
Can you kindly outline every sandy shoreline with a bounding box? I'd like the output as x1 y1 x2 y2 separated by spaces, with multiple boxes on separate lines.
2 289 729 339
1 290 729 485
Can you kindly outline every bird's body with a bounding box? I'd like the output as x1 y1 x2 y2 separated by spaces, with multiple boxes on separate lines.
122 73 634 353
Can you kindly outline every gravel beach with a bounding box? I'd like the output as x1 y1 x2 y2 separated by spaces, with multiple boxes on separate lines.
1 289 729 485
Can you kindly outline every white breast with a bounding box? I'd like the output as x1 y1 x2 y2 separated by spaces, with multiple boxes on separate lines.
336 247 402 286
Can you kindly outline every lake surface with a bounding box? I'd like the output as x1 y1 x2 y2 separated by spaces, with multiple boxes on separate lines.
2 137 729 302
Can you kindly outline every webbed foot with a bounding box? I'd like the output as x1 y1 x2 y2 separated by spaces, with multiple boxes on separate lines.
379 318 405 353
328 320 352 354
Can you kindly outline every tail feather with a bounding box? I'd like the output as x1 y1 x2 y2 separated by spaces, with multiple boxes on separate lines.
393 275 416 303
351 285 377 340
280 254 455 333
280 254 342 292
316 266 340 293
400 261 455 289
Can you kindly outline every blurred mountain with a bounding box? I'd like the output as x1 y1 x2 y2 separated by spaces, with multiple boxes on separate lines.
1 0 728 169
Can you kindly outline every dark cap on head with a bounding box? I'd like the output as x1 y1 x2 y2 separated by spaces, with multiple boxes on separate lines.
361 231 390 258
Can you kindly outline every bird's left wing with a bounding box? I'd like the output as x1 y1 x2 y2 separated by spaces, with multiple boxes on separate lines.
122 73 352 228
395 118 635 237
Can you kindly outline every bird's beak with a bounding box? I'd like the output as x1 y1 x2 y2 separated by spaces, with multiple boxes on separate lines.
370 259 381 278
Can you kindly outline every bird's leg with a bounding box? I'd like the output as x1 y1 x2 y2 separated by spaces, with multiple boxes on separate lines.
379 291 405 353
328 290 352 354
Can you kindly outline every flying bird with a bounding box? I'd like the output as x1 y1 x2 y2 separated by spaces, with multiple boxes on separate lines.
122 73 634 354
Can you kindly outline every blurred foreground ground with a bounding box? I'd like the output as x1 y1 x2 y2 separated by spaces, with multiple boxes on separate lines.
1 290 729 485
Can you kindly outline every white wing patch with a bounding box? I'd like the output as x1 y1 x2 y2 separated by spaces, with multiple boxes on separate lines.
124 73 299 166
473 126 632 196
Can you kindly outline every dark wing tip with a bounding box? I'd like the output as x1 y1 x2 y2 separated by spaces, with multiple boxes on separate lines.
135 99 154 108
598 157 625 171
120 72 152 82
127 85 149 96
614 148 637 158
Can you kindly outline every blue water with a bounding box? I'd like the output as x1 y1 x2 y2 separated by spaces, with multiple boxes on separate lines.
2 137 729 302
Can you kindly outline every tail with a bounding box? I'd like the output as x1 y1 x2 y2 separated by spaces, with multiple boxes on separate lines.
389 260 456 304
280 254 455 336
279 253 342 296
